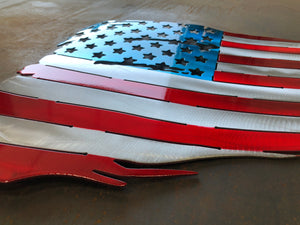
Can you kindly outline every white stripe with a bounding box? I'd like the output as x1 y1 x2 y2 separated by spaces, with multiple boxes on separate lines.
39 54 300 100
220 46 300 61
223 35 300 48
2 76 300 132
217 62 300 78
0 116 293 163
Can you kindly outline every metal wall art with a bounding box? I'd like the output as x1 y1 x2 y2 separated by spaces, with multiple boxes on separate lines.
0 20 299 187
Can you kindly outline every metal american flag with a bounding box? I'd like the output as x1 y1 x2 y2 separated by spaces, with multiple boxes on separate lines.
1 20 299 187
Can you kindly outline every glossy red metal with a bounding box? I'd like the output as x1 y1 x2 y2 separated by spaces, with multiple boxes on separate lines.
1 91 300 152
213 71 300 89
221 40 300 54
0 143 196 186
20 64 300 116
218 54 300 69
223 32 300 42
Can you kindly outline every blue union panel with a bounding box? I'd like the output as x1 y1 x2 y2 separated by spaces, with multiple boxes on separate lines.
55 20 223 80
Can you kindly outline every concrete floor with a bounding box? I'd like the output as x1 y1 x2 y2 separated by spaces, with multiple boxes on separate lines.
0 0 299 224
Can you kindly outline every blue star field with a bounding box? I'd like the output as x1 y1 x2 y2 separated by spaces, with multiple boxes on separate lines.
55 20 223 80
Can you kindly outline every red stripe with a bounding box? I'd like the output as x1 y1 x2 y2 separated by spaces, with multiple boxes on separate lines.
221 40 300 54
219 54 300 69
1 91 300 152
20 64 300 116
0 143 193 186
224 32 300 43
0 143 125 186
214 71 300 89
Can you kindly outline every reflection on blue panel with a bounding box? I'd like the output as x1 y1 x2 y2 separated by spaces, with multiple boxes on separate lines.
55 20 223 81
